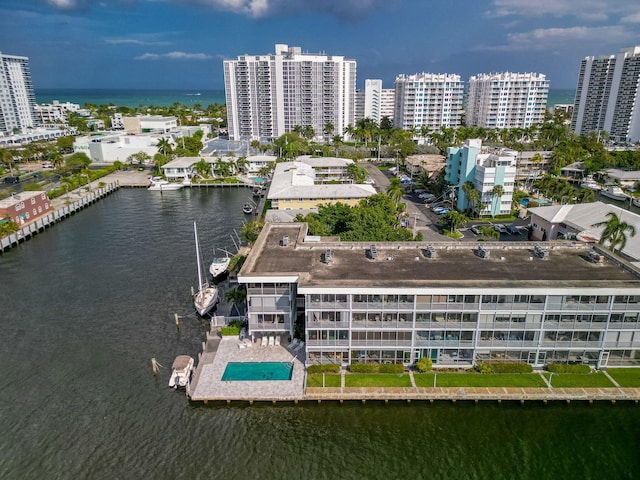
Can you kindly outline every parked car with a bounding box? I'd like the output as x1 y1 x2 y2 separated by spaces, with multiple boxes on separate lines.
42 162 54 169
3 176 19 184
506 225 521 235
493 224 507 233
470 225 481 235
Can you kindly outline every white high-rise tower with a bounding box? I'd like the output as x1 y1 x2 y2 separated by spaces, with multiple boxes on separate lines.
571 46 640 143
223 44 356 141
0 52 37 136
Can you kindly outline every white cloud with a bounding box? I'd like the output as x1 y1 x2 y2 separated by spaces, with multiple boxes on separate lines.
489 0 635 21
45 0 86 11
106 38 172 46
620 13 640 24
135 51 214 60
474 25 633 52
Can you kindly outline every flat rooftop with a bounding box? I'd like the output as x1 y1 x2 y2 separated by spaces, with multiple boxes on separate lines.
239 223 640 289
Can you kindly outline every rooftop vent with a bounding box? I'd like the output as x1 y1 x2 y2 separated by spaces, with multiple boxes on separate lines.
280 235 290 247
533 245 548 258
475 245 490 259
368 245 378 260
585 250 604 264
322 248 333 264
423 245 437 259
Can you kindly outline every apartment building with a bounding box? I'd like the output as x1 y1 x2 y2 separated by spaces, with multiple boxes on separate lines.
223 44 356 141
239 223 640 369
0 52 37 136
571 46 640 143
355 79 395 124
465 72 549 129
393 73 464 133
446 139 517 216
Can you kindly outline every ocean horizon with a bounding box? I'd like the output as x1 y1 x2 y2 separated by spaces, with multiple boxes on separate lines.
35 87 576 110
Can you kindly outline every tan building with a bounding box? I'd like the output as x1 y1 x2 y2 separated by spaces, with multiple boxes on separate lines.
267 158 376 211
404 154 445 179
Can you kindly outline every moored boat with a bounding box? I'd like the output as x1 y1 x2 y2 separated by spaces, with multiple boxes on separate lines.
168 355 194 388
579 177 601 191
193 222 219 316
148 177 183 191
209 248 231 278
600 186 629 201
242 202 254 214
633 197 640 208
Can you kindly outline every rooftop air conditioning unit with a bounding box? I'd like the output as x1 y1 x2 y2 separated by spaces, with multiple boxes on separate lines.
533 245 548 258
475 245 490 259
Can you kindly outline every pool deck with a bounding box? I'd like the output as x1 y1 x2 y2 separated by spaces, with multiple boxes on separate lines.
189 335 306 402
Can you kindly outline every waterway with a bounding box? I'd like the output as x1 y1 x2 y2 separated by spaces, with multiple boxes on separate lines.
1 188 639 480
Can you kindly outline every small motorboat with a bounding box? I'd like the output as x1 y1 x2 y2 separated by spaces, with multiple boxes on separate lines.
579 176 601 191
600 186 629 201
148 177 183 191
209 248 231 278
632 197 640 208
242 202 254 214
168 355 194 389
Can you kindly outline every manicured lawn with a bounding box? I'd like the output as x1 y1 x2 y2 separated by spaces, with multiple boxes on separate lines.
545 371 615 388
606 368 640 387
414 373 546 388
306 374 341 388
345 374 412 388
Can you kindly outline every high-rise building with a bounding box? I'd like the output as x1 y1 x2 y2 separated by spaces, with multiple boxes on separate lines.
446 139 517 217
393 73 464 134
0 52 37 136
223 44 356 141
466 72 549 129
571 46 640 143
354 79 395 124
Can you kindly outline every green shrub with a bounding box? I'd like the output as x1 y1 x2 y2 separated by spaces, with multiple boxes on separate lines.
220 325 241 336
547 363 591 374
348 363 379 373
307 364 340 374
379 363 404 374
415 357 433 373
476 362 533 374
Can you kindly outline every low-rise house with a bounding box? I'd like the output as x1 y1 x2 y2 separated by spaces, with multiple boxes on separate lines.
528 201 640 263
602 169 640 189
0 191 51 225
404 154 445 179
73 133 170 163
268 159 376 210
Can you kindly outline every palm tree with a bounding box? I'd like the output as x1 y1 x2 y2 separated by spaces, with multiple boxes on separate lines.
386 177 404 207
592 212 636 254
192 159 211 179
224 287 247 316
440 210 468 234
461 181 479 215
491 184 504 218
156 137 173 157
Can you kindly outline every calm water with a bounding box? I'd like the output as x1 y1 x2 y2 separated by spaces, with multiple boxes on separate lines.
34 88 226 108
1 188 639 480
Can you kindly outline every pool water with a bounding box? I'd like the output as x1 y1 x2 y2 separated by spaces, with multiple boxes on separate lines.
249 177 266 183
222 362 293 381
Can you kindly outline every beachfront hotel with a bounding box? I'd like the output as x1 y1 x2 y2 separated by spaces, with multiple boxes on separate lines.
465 72 549 129
223 44 356 142
0 52 37 136
571 46 640 143
238 223 640 369
393 73 464 133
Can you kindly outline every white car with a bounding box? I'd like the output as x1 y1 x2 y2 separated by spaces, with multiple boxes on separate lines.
493 224 507 233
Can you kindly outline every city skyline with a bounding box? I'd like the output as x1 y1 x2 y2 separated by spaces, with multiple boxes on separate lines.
1 1 640 90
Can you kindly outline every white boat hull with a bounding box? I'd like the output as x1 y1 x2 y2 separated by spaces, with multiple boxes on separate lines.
209 257 230 278
168 355 194 388
633 198 640 208
148 178 184 191
194 285 218 316
600 188 629 201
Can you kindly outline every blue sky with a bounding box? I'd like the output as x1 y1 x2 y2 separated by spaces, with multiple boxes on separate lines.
2 0 640 91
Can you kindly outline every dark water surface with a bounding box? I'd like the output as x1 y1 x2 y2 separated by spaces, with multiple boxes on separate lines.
1 188 639 480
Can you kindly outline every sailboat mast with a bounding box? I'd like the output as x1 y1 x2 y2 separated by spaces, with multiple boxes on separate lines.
194 221 204 289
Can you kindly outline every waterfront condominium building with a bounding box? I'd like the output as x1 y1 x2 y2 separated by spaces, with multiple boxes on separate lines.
393 73 464 134
465 72 549 129
445 139 517 216
0 52 37 136
223 44 356 142
355 79 395 124
238 222 640 369
571 46 640 143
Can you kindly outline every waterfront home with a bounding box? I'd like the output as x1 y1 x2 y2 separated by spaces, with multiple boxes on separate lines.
0 191 52 224
238 222 640 369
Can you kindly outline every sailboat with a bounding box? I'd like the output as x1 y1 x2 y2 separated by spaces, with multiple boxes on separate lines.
193 222 218 316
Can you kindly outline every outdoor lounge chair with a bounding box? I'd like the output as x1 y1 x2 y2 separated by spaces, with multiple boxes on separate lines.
268 335 275 346
293 341 305 353
261 336 268 347
288 338 299 350
275 335 281 346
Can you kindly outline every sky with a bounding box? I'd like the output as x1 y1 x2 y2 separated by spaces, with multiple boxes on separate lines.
1 0 640 91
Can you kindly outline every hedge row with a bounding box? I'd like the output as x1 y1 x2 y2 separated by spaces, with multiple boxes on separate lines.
220 325 241 336
547 363 591 374
348 363 404 374
476 362 533 374
307 364 340 374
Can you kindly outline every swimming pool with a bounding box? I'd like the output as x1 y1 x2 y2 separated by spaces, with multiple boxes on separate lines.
249 177 266 183
222 362 293 381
